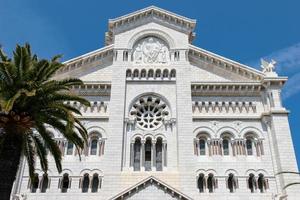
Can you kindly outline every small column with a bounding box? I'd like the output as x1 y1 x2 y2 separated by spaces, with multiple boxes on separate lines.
232 140 236 156
130 142 134 168
141 140 145 171
89 176 93 193
163 141 167 168
208 140 212 156
152 140 156 171
219 140 223 156
242 141 246 155
196 138 199 156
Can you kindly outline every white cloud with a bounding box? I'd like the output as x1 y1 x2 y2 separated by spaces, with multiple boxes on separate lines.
267 43 300 100
282 72 300 100
247 42 300 100
266 42 300 73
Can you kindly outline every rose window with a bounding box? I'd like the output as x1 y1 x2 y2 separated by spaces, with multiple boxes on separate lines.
130 96 170 130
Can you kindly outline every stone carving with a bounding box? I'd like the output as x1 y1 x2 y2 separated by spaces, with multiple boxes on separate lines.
261 58 276 73
133 37 169 64
13 194 27 200
129 95 170 130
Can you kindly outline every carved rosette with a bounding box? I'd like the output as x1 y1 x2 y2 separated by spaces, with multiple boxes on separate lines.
129 95 170 130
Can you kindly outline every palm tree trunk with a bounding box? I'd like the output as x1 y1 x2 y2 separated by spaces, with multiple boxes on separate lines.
0 129 23 200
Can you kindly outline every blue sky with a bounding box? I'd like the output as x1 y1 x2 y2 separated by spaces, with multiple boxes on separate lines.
1 0 300 167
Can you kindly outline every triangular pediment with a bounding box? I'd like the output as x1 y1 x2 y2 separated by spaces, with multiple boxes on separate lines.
109 176 192 200
106 6 196 45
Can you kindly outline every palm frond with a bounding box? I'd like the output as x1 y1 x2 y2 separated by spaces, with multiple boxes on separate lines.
22 132 36 179
35 123 62 173
32 134 48 172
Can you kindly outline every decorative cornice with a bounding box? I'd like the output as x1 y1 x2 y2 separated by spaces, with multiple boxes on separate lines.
189 45 264 81
70 82 111 96
56 45 114 75
106 6 196 45
191 82 263 96
193 100 257 114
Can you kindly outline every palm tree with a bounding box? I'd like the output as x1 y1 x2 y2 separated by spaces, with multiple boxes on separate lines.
0 44 90 199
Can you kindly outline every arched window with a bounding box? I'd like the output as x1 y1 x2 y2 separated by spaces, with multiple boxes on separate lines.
91 174 100 193
227 173 236 193
30 173 39 193
133 69 139 78
66 142 74 155
163 69 169 78
207 173 215 193
126 69 132 77
223 139 230 156
148 69 154 78
197 173 205 193
155 69 161 78
141 69 146 78
90 139 98 155
246 139 253 155
133 138 141 171
258 174 266 193
248 173 256 193
156 138 163 171
40 174 49 193
170 69 176 78
199 139 206 155
82 174 89 193
61 173 70 193
144 139 152 171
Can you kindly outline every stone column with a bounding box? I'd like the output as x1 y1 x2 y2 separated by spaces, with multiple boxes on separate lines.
196 138 199 156
130 142 134 168
152 140 156 171
163 141 167 168
141 140 145 171
231 140 236 156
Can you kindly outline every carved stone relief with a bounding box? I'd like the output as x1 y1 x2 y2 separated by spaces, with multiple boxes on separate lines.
132 37 169 64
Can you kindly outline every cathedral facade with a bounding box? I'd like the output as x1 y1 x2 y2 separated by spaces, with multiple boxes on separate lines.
12 6 299 200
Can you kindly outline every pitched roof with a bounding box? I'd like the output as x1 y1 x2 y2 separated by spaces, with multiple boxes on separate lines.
108 176 193 200
109 6 196 29
106 6 197 45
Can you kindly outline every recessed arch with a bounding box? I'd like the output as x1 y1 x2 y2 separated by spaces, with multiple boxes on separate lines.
79 169 92 176
60 169 73 176
225 169 239 176
216 126 238 138
131 134 143 143
128 29 175 49
240 127 263 139
87 126 107 139
245 169 256 176
193 127 214 138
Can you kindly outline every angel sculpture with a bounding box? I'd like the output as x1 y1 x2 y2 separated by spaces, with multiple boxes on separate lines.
261 58 276 73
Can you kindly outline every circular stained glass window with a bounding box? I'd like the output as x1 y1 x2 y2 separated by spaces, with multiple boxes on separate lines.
130 95 169 130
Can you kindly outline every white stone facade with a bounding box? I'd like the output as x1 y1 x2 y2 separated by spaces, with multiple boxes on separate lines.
12 6 300 200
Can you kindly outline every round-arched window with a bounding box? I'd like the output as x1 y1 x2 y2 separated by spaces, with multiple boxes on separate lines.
130 95 170 130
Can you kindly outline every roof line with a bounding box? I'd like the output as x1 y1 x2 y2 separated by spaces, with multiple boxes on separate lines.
189 44 265 76
109 6 196 24
62 44 114 65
